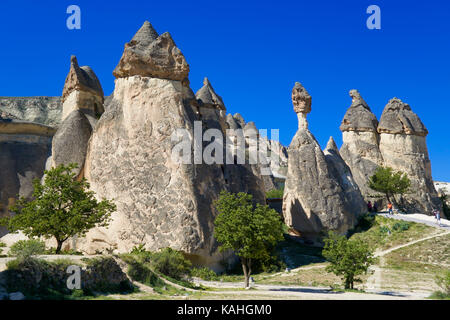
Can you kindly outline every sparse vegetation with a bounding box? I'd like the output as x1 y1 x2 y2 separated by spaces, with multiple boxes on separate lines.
214 191 285 288
266 187 284 199
191 267 219 281
8 239 46 260
322 231 375 289
0 164 116 254
368 166 410 205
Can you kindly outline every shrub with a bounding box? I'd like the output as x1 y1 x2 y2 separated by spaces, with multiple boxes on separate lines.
0 242 5 256
392 221 410 232
435 271 450 297
191 267 219 281
378 226 391 235
150 248 192 280
266 188 284 199
9 239 46 259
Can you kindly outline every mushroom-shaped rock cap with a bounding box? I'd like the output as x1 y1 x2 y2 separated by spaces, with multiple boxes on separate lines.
62 56 104 103
195 77 226 110
113 21 190 81
340 89 378 132
292 82 312 114
377 98 428 136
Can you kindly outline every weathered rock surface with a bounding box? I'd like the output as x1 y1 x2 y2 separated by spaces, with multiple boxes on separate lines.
339 90 384 202
50 56 104 177
51 110 93 177
378 98 441 213
0 97 62 127
0 120 53 237
324 136 366 217
283 83 360 237
113 21 189 81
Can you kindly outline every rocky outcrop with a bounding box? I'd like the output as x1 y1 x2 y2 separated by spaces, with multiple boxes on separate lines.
68 22 265 270
339 90 384 202
0 97 62 127
0 119 54 237
324 136 366 217
113 21 189 81
50 56 104 178
283 83 361 237
377 98 441 213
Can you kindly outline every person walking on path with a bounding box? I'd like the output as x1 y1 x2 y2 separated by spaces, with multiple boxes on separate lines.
433 208 441 227
373 202 378 213
387 202 393 215
367 201 373 213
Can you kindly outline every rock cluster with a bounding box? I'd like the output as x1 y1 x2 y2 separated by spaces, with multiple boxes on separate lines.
283 83 365 237
69 22 266 269
340 91 441 213
0 97 62 127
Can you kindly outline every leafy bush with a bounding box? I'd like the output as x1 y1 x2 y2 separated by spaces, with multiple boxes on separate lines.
378 226 391 235
266 188 284 199
0 242 5 256
392 221 410 232
9 239 46 259
191 267 219 281
150 248 192 280
130 244 147 255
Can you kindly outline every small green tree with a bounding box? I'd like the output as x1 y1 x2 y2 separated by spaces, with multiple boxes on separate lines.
439 194 450 220
368 166 410 204
0 164 116 254
214 191 285 288
322 231 375 290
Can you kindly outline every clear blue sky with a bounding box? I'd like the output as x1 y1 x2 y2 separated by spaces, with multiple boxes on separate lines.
1 0 449 181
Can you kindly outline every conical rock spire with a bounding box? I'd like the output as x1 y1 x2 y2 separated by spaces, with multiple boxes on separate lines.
113 21 189 81
195 77 225 110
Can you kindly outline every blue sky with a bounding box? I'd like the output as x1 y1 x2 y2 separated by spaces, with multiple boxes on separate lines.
0 0 449 181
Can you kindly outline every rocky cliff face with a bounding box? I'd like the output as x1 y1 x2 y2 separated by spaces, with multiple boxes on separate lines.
0 97 62 127
71 22 265 269
283 83 363 237
0 118 55 236
339 90 385 203
377 98 441 213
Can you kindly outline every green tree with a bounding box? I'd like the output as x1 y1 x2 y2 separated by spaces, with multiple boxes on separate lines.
322 231 375 290
439 194 450 220
368 166 410 204
214 191 285 288
0 164 116 254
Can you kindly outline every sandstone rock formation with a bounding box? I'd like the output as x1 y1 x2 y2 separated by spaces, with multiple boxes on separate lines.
113 21 189 81
377 98 441 213
70 22 265 270
50 56 105 178
283 83 362 237
339 90 384 202
0 97 62 127
0 119 55 236
324 136 366 217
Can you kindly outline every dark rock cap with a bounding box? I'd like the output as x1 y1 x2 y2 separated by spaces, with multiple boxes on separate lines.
62 56 104 103
340 89 378 132
195 77 226 110
113 21 189 81
378 98 428 136
292 82 312 114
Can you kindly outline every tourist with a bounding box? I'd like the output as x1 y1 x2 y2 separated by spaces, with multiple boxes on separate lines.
433 208 441 227
373 203 378 213
387 202 393 215
367 201 373 212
